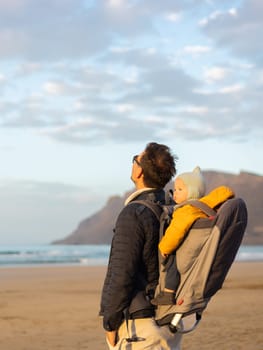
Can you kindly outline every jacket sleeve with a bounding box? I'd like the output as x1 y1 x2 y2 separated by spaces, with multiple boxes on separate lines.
159 206 202 255
201 186 235 208
100 205 151 331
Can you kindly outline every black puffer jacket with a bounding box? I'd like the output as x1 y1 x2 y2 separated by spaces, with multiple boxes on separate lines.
100 189 167 331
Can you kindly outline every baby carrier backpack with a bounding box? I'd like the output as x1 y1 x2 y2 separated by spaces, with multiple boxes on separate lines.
133 193 248 333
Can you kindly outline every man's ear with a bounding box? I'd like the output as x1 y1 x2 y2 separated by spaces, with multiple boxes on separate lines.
136 167 143 179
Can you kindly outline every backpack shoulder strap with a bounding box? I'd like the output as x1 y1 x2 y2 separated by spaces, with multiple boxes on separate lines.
130 200 164 221
129 200 174 241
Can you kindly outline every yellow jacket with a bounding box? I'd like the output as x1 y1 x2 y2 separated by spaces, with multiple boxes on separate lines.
159 186 235 255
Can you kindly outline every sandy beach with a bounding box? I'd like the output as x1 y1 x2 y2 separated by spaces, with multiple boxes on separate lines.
0 262 262 350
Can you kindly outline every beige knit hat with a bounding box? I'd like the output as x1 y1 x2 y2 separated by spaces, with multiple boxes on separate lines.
177 166 206 200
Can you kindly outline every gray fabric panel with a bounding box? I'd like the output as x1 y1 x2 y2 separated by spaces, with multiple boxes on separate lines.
155 197 248 325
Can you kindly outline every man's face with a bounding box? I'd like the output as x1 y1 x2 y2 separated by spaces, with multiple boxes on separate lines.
131 152 143 185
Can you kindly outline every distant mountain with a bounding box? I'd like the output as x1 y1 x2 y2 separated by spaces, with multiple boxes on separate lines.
53 171 263 245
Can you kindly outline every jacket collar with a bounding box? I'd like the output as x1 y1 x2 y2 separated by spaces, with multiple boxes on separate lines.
125 188 165 206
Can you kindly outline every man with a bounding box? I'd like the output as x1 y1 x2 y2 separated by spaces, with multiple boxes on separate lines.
100 142 182 349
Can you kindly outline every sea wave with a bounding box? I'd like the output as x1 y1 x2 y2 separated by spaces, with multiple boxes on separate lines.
0 244 262 267
0 245 110 267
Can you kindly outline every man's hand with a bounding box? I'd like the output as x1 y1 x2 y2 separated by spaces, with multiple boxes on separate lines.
106 330 118 347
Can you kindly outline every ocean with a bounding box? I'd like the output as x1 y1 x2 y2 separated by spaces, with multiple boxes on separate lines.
0 244 263 268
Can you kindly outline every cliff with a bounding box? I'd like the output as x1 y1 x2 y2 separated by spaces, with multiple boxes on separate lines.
53 171 263 245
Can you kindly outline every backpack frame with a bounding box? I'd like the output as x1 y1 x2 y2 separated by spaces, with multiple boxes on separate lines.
132 195 248 333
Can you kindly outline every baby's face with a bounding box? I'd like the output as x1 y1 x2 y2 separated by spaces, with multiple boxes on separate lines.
173 178 188 204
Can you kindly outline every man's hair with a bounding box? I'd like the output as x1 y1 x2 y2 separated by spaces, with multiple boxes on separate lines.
140 142 177 188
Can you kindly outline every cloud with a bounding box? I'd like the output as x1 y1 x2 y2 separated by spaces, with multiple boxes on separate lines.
204 66 228 82
0 1 189 61
0 0 110 60
1 57 262 144
200 0 263 65
0 0 262 146
0 72 6 81
0 0 30 12
42 116 159 145
43 81 66 95
107 0 125 8
218 84 244 94
15 62 43 76
183 45 211 55
165 12 182 22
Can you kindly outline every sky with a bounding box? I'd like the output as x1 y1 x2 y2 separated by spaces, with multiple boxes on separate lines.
0 0 262 245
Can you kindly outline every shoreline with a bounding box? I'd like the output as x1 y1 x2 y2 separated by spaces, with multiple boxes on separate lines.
0 262 262 349
0 257 263 269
